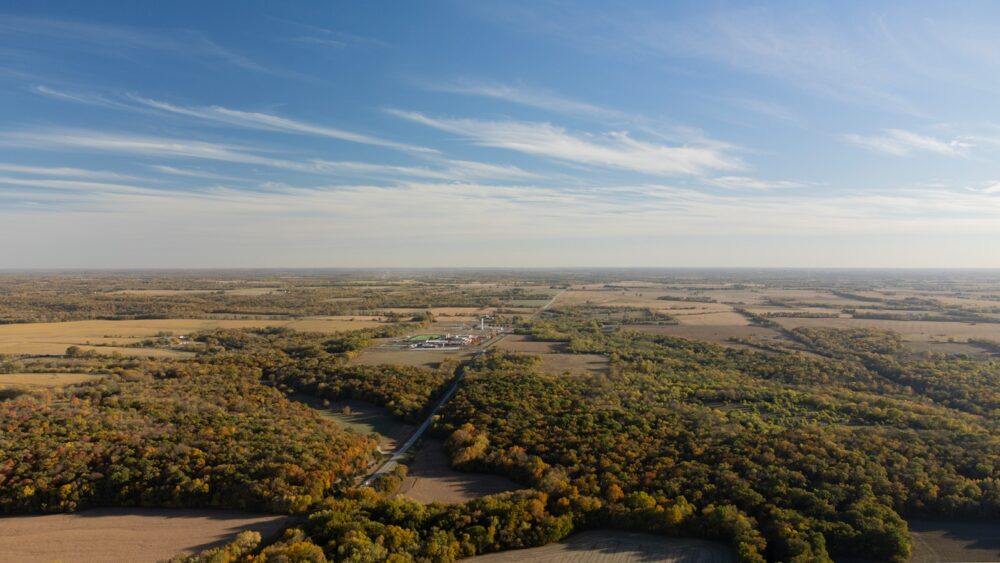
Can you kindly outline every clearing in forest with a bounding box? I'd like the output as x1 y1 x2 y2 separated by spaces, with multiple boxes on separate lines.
494 335 609 376
397 439 520 504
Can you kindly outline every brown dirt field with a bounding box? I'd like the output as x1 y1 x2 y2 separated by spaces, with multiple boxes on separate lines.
495 336 610 375
466 529 735 562
0 508 292 563
555 290 728 311
772 317 1000 342
674 311 749 326
351 348 472 370
0 317 381 356
908 519 1000 562
397 440 520 504
0 372 104 388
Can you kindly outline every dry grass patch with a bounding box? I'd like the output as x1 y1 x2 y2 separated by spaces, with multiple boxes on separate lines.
466 529 735 562
495 336 609 376
293 395 414 451
0 508 292 563
0 317 382 356
674 311 749 326
351 348 472 370
0 372 104 388
397 440 519 504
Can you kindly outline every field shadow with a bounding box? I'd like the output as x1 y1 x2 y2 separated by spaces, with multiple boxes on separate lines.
908 519 1000 562
468 529 735 562
398 439 520 504
0 508 292 562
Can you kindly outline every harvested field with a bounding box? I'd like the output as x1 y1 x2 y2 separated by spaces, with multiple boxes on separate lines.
0 508 292 563
555 289 728 312
908 519 1000 562
351 348 471 370
495 336 610 375
772 317 1000 342
397 440 519 504
0 317 382 356
293 395 414 451
674 311 749 326
0 372 104 388
466 529 735 562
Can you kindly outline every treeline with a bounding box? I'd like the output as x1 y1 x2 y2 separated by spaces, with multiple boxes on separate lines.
0 275 553 323
194 327 451 423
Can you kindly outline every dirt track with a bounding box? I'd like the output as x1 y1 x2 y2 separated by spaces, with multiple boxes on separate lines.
465 529 735 562
0 508 291 563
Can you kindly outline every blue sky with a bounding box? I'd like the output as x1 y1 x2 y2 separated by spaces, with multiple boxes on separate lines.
1 0 999 268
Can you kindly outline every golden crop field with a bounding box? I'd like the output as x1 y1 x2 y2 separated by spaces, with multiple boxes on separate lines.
0 317 383 356
0 372 104 388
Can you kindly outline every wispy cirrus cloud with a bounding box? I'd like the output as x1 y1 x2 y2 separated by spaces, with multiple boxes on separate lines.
127 96 437 154
0 129 534 184
0 162 136 180
387 110 741 177
425 79 626 120
30 87 438 154
707 176 805 190
844 129 973 157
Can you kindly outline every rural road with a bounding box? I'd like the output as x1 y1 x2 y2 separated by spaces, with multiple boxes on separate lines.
362 291 564 486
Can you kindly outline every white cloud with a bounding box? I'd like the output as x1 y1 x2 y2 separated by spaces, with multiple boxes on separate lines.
844 129 973 157
0 162 135 180
707 176 805 190
128 96 437 154
426 79 625 120
388 110 741 177
0 129 535 185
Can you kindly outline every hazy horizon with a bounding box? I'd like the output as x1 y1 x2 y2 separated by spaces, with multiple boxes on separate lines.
2 1 1000 268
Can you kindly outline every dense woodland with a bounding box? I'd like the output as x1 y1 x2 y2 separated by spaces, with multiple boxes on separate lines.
429 317 999 562
0 358 378 514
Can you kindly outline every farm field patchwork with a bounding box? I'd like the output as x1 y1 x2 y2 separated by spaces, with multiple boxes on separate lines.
772 316 1000 342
